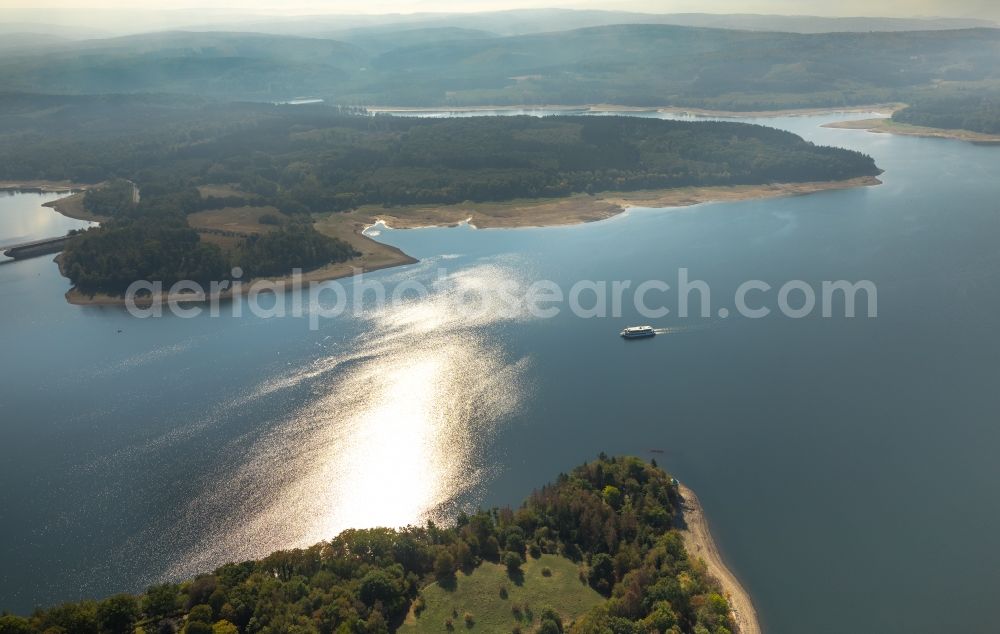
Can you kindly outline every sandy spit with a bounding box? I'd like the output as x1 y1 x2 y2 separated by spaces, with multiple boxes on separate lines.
677 483 761 634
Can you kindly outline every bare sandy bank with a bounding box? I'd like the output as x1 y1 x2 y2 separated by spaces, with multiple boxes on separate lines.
44 190 107 222
656 104 900 119
369 103 901 118
60 228 417 307
42 187 417 306
51 176 878 307
353 176 882 230
0 179 93 193
677 483 761 634
822 118 1000 144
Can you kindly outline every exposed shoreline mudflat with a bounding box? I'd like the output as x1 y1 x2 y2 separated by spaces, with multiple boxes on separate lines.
59 251 417 307
43 190 106 222
823 118 1000 144
58 225 418 307
46 176 880 306
353 176 882 230
370 103 901 118
677 483 761 634
0 180 92 193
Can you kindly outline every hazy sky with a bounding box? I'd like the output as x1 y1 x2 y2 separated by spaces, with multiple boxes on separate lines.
0 0 997 18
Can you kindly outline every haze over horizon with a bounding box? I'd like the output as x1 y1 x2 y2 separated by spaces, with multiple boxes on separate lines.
0 2 996 42
1 0 999 19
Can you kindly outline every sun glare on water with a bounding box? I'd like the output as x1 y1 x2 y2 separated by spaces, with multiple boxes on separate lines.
166 263 529 578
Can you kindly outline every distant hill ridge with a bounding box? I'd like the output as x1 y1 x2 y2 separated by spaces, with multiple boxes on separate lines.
0 21 997 111
0 8 996 38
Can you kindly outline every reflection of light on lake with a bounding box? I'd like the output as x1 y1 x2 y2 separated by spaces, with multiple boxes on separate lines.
167 263 528 578
0 191 94 247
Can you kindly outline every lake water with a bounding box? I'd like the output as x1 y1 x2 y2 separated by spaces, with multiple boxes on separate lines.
1 112 999 634
0 190 93 252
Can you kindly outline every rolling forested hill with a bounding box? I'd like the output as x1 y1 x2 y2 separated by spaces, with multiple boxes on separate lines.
0 25 997 110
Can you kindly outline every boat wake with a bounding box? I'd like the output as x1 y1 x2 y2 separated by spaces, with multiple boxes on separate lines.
652 321 721 335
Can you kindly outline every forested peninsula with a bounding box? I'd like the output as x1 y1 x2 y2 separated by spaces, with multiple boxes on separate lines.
821 98 1000 144
0 98 880 297
0 456 750 634
892 94 1000 136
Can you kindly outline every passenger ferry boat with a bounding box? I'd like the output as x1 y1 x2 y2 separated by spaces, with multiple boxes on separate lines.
620 325 656 339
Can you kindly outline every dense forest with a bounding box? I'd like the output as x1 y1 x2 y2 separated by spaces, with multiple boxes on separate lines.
1 98 879 293
239 224 358 279
63 175 358 294
61 218 232 294
893 94 1000 134
0 456 735 634
0 25 998 112
0 99 880 204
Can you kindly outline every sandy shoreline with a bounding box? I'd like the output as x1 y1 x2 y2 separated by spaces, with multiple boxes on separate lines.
59 255 418 306
31 184 416 306
45 176 880 306
59 230 418 307
44 190 107 222
370 102 901 118
823 117 1000 144
677 483 761 634
353 176 882 230
0 180 93 193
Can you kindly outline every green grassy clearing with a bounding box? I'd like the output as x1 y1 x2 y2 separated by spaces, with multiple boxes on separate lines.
401 554 604 633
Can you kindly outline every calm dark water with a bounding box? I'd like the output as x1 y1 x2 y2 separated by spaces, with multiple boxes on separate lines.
1 113 999 634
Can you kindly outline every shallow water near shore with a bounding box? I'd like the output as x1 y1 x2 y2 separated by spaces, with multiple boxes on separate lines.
0 190 92 251
2 112 1000 634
